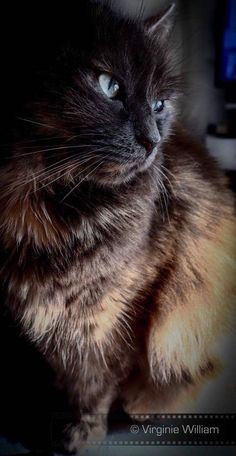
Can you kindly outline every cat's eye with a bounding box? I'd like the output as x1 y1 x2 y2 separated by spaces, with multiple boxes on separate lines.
99 73 120 99
152 100 165 113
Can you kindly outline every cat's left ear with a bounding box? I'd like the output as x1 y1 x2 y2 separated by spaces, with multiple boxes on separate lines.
144 3 175 41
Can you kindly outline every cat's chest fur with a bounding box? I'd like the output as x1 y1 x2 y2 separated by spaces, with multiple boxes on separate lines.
1 173 158 383
9 228 155 382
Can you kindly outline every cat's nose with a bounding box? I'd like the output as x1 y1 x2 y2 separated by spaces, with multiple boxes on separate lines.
137 133 160 156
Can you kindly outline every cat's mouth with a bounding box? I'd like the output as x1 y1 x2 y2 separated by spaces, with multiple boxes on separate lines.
89 144 160 185
38 142 160 190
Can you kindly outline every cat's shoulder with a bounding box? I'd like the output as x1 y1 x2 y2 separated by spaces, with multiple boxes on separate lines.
166 125 234 214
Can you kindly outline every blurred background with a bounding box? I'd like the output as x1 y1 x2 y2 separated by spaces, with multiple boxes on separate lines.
107 0 236 185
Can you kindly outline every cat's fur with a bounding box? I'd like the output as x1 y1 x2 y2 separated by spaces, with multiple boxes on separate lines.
0 1 235 453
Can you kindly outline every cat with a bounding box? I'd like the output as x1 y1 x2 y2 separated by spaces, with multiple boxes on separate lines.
0 1 235 453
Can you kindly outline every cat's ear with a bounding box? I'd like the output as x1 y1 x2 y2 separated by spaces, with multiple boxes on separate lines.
144 3 175 41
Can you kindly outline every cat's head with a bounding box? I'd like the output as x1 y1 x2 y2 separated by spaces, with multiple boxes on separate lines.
6 1 180 189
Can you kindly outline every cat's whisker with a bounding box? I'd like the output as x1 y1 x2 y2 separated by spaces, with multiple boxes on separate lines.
32 156 97 187
14 156 96 191
0 135 67 148
155 177 166 222
12 144 107 158
159 165 176 185
0 131 117 149
61 156 108 203
156 172 171 226
158 166 175 194
8 157 81 190
17 117 60 130
149 171 166 222
30 166 79 195
1 155 94 197
160 164 176 181
3 139 130 159
31 155 106 196
10 148 108 188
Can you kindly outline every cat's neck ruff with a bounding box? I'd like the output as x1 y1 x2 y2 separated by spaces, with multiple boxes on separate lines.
0 157 161 253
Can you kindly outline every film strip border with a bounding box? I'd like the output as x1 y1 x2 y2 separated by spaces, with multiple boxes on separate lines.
51 413 236 447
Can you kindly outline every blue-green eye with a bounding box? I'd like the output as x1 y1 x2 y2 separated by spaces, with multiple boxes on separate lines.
152 100 165 113
99 73 120 99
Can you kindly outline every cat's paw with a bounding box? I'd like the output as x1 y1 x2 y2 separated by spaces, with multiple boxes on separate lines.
124 396 152 422
65 420 107 454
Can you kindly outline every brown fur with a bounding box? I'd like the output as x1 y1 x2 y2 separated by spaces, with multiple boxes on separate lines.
1 128 235 453
0 3 235 452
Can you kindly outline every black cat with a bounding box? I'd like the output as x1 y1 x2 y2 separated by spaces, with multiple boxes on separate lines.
0 1 235 453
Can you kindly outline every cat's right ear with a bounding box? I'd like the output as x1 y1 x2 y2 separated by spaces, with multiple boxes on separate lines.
144 3 175 41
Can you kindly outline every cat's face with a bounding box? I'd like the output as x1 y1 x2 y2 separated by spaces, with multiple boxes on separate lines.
10 2 179 188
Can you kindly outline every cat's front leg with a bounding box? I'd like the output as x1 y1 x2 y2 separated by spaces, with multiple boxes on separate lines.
66 414 106 454
64 384 115 454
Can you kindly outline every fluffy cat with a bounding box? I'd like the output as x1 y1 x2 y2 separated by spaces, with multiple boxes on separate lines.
0 1 235 453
